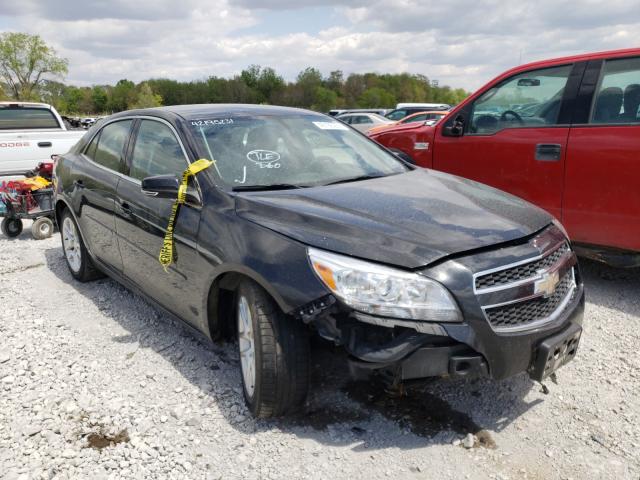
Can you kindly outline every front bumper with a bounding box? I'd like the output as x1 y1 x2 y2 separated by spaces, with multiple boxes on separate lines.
335 226 586 382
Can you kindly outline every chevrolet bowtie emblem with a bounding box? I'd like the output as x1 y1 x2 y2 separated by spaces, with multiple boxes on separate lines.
534 270 560 298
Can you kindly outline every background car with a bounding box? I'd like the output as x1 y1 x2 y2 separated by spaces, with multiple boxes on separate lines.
336 112 394 132
367 110 450 135
369 47 640 266
385 104 451 121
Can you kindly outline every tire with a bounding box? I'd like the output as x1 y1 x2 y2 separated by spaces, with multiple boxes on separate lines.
59 209 103 282
1 218 23 238
236 280 310 418
31 217 54 240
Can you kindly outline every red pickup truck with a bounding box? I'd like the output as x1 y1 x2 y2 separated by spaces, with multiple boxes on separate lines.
369 48 640 266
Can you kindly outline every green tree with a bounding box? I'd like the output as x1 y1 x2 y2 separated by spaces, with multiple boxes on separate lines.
312 86 338 112
357 87 396 108
107 79 136 111
0 32 68 100
91 86 108 112
129 82 162 109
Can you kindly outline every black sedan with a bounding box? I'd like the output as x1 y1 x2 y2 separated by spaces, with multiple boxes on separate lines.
53 104 584 417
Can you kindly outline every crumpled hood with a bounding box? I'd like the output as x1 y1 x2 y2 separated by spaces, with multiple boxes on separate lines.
234 169 551 269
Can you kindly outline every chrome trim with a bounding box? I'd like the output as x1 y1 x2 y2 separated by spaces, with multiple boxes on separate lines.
487 269 577 333
473 236 566 294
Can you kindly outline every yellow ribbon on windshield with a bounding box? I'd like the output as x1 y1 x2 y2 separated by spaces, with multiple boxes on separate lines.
159 159 214 271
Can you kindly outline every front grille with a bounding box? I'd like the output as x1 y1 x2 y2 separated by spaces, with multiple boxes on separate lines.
475 242 570 290
484 270 575 330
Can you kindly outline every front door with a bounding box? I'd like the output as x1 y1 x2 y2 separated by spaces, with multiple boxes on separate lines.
563 56 640 252
434 64 577 220
114 118 203 325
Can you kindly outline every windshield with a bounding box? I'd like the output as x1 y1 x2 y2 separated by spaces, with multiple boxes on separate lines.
188 114 409 189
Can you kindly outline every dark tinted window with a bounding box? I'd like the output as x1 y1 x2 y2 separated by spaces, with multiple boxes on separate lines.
0 107 60 129
591 57 640 124
129 120 188 181
89 120 132 173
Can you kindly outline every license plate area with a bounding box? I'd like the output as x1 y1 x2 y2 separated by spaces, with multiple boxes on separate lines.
530 323 582 381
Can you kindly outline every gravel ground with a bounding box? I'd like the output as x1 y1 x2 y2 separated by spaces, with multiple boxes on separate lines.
0 226 638 480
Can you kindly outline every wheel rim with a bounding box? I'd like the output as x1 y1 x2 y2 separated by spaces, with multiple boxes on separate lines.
8 220 19 234
238 295 256 397
62 217 82 273
39 221 51 236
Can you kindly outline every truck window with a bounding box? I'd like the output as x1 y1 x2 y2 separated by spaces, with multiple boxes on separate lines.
129 120 188 181
0 107 60 129
85 120 132 173
591 57 640 124
469 64 573 134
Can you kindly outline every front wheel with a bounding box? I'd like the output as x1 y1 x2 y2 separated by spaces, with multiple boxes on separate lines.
60 210 103 282
236 280 310 418
1 218 23 238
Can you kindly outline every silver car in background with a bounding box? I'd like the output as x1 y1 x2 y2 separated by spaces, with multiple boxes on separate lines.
336 112 394 133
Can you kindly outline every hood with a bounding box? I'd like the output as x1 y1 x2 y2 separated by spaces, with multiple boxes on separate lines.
234 169 552 269
370 122 435 139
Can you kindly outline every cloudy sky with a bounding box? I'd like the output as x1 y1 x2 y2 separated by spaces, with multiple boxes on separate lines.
0 0 638 91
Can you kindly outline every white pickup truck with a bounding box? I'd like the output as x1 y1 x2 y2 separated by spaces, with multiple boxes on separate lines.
0 102 86 176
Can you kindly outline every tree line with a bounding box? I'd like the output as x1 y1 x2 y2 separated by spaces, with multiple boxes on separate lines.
0 32 469 115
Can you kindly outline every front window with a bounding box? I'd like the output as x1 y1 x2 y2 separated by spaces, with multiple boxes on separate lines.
129 120 188 181
386 110 407 121
189 114 408 189
469 64 573 134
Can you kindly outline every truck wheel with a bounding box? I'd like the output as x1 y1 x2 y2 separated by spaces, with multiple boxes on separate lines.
236 280 309 418
31 217 54 240
60 210 102 282
1 218 23 238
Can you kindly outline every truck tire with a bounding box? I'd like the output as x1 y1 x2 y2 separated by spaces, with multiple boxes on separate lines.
60 210 103 282
236 280 309 418
31 217 54 240
1 218 23 238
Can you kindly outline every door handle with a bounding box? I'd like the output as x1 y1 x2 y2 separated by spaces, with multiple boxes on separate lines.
37 141 52 148
535 144 562 161
119 203 132 215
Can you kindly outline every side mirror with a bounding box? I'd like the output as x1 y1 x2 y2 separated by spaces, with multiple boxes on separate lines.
444 115 465 137
141 175 200 204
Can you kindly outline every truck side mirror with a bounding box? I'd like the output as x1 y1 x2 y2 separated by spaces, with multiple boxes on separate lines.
444 115 465 137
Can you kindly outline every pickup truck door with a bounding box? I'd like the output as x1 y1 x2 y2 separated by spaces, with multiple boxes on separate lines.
114 118 204 326
563 56 640 252
73 119 133 272
433 63 583 220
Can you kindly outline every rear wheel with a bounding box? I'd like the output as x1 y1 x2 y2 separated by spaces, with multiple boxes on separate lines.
60 210 102 282
31 217 54 240
1 218 23 238
236 280 310 418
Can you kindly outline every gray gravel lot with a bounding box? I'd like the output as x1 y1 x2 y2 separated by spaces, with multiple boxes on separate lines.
0 228 638 480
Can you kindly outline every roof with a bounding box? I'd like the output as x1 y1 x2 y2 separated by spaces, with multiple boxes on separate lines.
111 103 322 122
0 101 53 109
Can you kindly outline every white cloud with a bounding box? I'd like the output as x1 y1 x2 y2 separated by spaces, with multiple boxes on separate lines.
1 0 639 91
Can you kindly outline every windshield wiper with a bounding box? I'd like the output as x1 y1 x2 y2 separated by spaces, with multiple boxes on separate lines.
232 183 306 192
323 174 388 186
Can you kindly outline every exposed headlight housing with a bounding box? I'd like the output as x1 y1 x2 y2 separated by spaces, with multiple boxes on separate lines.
308 248 462 322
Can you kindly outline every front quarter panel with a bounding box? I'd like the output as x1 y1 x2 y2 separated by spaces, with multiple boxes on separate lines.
196 194 331 316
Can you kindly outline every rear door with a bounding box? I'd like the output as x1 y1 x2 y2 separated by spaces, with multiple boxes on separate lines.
563 56 640 252
74 119 133 272
434 63 581 220
115 118 203 325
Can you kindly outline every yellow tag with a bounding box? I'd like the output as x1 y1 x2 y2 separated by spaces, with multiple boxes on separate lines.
158 159 214 271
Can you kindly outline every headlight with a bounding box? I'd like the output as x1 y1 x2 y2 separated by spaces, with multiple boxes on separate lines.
308 248 461 322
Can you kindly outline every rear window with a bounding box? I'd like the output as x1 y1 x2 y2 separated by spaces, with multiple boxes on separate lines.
0 107 60 130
